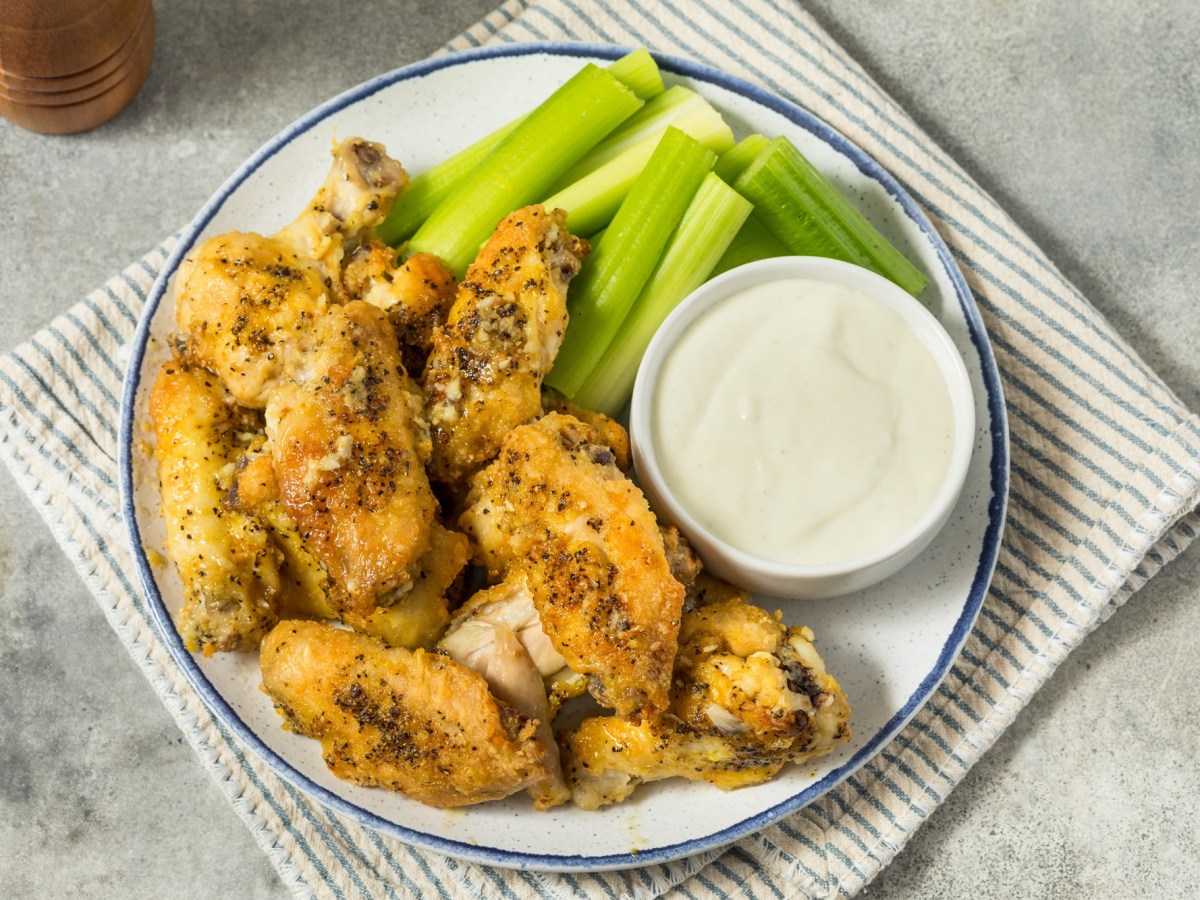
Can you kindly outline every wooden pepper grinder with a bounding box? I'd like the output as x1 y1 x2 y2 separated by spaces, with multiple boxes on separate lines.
0 0 155 134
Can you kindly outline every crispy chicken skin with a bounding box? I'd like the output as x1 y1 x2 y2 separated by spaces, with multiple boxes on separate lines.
174 139 408 409
342 241 457 376
562 597 852 809
229 449 468 648
459 413 685 718
149 360 279 654
540 387 631 472
422 205 589 484
260 620 563 808
265 301 437 614
174 232 330 409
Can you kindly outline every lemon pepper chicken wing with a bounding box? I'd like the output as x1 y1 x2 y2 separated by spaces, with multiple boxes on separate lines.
273 138 408 282
265 301 437 615
422 205 589 484
260 621 564 808
342 241 458 376
174 139 407 408
458 413 685 718
562 597 852 809
149 360 280 654
228 446 468 648
174 232 330 409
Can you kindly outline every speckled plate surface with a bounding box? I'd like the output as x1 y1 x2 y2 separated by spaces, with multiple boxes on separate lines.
119 43 1008 872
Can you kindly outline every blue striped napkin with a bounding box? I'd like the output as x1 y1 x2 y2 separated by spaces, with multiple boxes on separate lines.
4 1 1199 897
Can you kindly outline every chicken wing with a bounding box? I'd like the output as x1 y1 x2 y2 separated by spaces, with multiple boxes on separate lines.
149 359 280 654
561 597 851 809
174 231 330 408
422 205 589 484
229 446 468 648
342 241 457 377
260 620 563 808
265 301 436 614
274 138 408 282
174 139 408 408
458 412 685 718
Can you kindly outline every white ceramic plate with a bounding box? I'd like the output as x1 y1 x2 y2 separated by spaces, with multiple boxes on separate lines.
119 43 1008 872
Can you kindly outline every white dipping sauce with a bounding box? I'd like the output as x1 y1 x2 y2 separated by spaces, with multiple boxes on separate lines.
652 277 955 566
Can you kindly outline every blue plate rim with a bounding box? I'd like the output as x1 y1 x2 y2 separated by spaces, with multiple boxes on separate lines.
118 39 1010 872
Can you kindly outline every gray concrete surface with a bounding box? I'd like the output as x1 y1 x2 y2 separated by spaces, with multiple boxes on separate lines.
2 1 1197 897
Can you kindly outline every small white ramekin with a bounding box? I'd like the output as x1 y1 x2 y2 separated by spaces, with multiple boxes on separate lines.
630 256 975 599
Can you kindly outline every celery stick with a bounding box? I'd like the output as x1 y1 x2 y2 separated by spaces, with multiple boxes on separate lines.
710 214 789 276
546 128 715 398
605 47 664 100
551 87 732 189
573 173 752 415
703 135 787 279
713 133 770 184
407 65 642 275
374 51 660 247
551 87 690 186
543 140 654 237
374 117 524 246
544 98 735 236
734 136 928 295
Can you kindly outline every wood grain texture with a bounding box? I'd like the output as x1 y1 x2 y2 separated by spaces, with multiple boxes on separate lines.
0 0 153 133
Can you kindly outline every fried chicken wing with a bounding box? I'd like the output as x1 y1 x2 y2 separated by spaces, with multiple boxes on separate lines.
260 620 563 808
265 301 436 614
339 521 470 649
422 205 589 484
174 232 331 408
459 413 685 718
274 138 408 281
561 597 851 809
149 360 279 654
540 387 631 472
229 447 468 648
342 241 457 376
175 139 408 408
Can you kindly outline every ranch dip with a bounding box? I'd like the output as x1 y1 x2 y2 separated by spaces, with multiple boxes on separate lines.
651 276 955 566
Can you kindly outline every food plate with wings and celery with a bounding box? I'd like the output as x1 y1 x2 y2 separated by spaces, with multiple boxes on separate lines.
119 44 1007 871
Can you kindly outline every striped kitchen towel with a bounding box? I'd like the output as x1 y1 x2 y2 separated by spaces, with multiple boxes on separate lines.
3 1 1199 898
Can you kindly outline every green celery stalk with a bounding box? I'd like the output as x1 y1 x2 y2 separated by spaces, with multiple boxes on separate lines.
543 96 735 236
543 141 655 238
573 173 753 415
709 214 789 276
703 134 788 278
713 133 770 184
605 47 664 100
551 87 731 190
546 128 715 398
374 51 661 248
407 64 643 275
734 136 928 295
373 117 524 246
